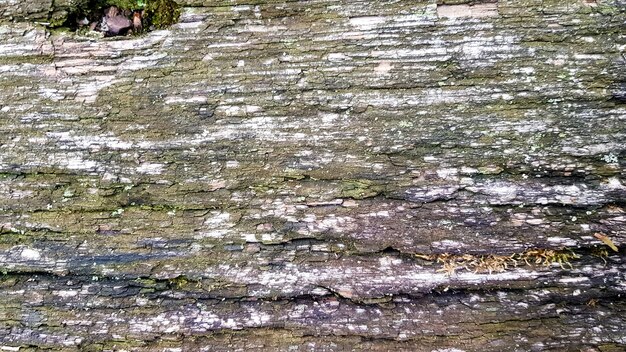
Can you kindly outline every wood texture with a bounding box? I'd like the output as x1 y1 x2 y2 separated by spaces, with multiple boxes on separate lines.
0 0 625 350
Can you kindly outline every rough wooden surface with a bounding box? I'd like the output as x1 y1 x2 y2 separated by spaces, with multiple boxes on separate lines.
0 0 625 350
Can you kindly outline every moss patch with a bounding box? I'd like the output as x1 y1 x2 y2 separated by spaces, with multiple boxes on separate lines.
59 0 180 34
144 0 181 29
340 179 384 199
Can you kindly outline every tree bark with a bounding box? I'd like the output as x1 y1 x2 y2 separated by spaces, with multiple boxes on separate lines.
0 0 625 350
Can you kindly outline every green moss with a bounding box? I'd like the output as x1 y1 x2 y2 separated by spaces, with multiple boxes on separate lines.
48 12 71 27
107 0 146 9
134 277 158 286
598 344 626 352
594 5 620 16
340 179 384 199
0 55 54 65
83 340 145 351
168 275 191 288
55 0 180 32
70 0 145 13
145 0 180 29
0 233 30 246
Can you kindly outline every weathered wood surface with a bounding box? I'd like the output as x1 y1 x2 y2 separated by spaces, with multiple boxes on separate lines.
0 0 625 350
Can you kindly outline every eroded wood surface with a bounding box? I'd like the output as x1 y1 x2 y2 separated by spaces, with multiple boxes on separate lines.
0 0 625 350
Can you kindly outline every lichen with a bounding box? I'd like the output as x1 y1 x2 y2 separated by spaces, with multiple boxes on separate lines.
602 152 618 164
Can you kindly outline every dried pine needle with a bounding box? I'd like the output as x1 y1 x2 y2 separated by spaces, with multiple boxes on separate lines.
594 232 619 252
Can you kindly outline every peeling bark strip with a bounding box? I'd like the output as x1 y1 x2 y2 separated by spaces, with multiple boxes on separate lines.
0 0 625 350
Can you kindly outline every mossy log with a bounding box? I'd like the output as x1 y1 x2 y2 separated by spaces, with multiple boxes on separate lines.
0 0 625 351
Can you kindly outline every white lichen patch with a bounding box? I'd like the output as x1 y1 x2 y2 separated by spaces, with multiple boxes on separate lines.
41 152 97 171
203 211 232 227
19 247 41 260
215 104 263 117
379 256 403 267
437 4 499 19
225 160 240 168
547 237 578 247
306 215 357 234
54 290 79 298
404 186 460 203
121 52 169 71
327 53 351 61
602 152 619 164
75 75 120 104
436 168 459 180
373 61 393 74
242 24 288 33
164 95 207 105
559 276 590 284
431 240 468 252
604 177 625 190
525 218 544 225
46 132 134 150
38 87 65 101
375 44 448 57
349 16 386 30
136 163 165 175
